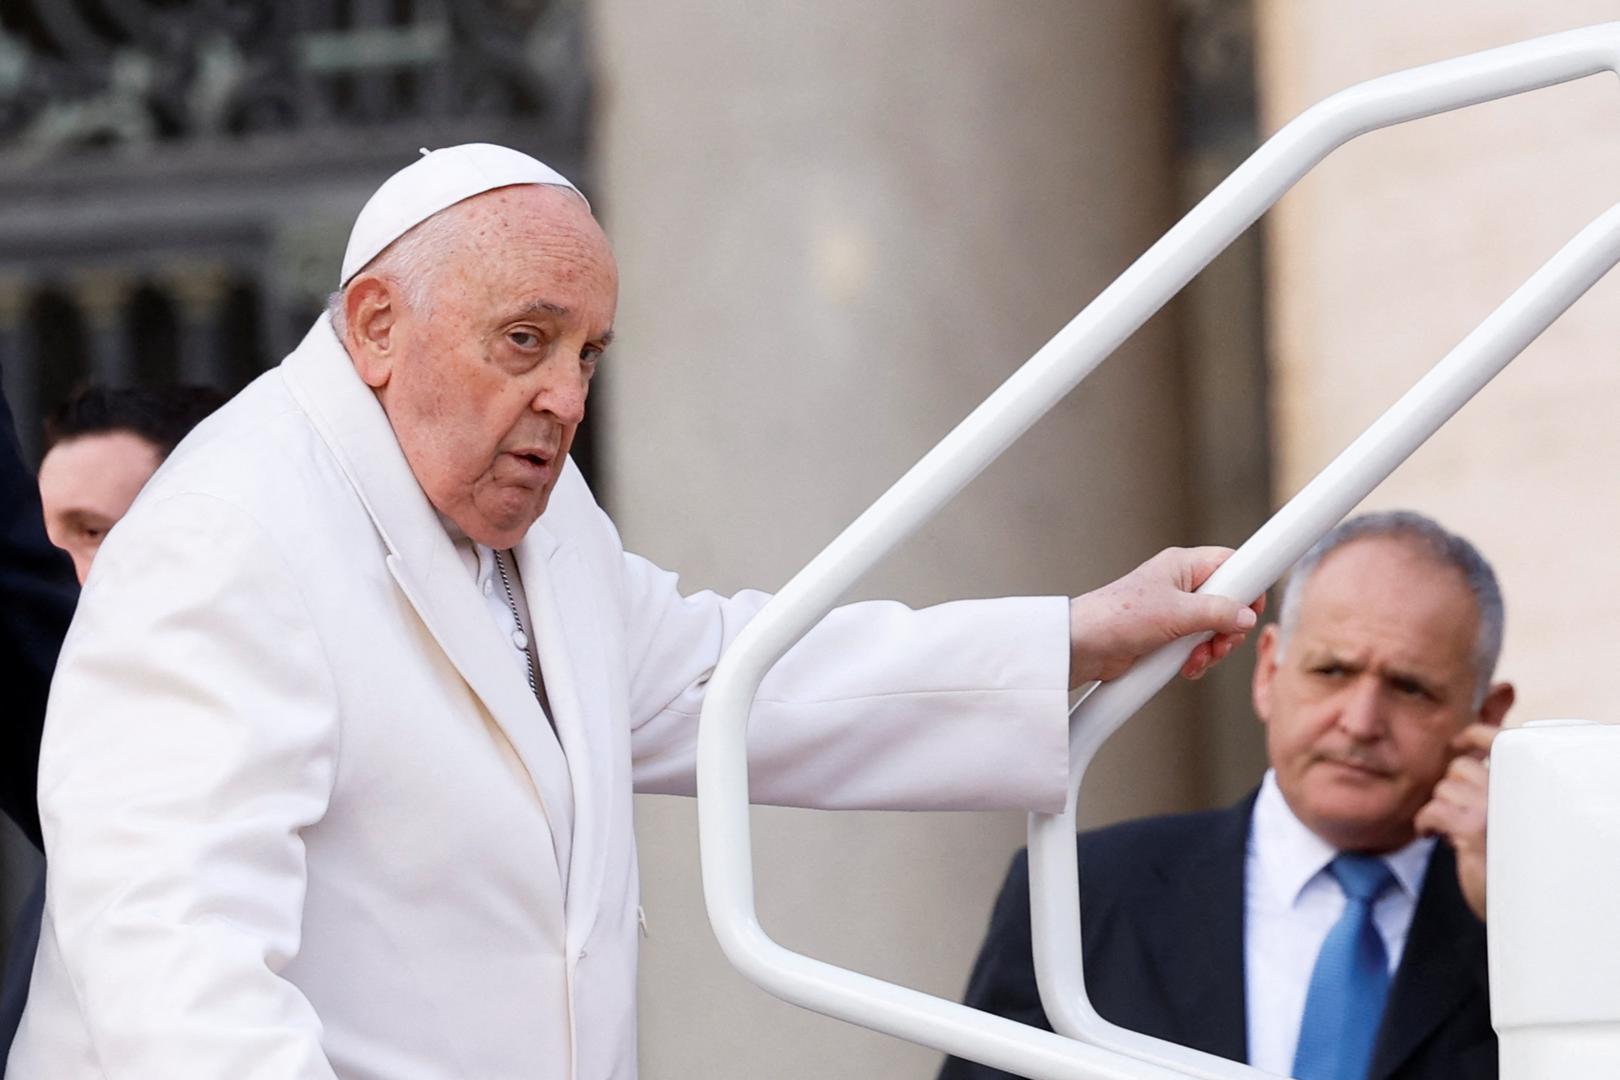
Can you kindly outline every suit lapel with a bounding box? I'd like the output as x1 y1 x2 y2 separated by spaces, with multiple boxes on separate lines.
1368 843 1488 1079
516 530 611 951
279 315 570 842
1131 798 1252 1062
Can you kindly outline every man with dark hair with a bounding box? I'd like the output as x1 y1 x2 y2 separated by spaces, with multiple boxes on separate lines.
37 385 224 583
943 510 1509 1080
0 383 221 1071
0 369 78 1071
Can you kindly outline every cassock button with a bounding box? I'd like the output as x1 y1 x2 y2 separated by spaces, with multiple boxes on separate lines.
512 628 528 651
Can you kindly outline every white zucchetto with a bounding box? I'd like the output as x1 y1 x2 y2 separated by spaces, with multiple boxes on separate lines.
339 143 587 286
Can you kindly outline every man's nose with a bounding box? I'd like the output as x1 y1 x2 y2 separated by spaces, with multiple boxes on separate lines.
1336 677 1385 741
532 354 590 425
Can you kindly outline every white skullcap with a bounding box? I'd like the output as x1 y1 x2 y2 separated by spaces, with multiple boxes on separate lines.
339 143 588 286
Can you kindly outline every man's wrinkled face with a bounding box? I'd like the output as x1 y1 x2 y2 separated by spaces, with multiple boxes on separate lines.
38 430 164 583
348 185 618 549
1252 537 1486 854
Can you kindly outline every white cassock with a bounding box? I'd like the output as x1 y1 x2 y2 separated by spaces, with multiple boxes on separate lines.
9 316 1071 1080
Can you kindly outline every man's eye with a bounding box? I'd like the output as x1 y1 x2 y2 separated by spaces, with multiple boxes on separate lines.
1390 678 1431 700
508 330 542 350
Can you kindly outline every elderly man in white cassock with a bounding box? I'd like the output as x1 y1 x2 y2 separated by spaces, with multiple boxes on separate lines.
9 145 1260 1079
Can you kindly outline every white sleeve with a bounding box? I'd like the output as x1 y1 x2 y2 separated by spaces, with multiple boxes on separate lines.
622 552 1072 812
38 493 341 1079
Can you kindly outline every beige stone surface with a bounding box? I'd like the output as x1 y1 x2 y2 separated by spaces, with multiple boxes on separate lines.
590 1 1218 1076
1257 1 1620 730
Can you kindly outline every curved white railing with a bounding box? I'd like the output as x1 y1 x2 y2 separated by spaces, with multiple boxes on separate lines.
697 23 1620 1079
1030 198 1620 1079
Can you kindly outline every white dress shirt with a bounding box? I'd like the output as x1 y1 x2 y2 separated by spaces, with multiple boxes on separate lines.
449 528 576 887
1243 770 1435 1074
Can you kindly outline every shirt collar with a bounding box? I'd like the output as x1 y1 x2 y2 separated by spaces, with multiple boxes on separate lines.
435 511 482 581
1381 829 1435 900
1252 770 1435 907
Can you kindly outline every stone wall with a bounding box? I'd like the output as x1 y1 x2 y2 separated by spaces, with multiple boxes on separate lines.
1257 0 1620 732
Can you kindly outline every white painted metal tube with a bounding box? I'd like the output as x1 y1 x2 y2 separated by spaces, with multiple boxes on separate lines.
697 22 1620 1080
1032 200 1620 1075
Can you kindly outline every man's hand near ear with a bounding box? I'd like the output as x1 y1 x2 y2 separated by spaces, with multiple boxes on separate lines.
1415 718 1508 922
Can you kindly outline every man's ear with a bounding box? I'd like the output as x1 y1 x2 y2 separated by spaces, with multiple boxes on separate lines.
343 277 398 390
1478 680 1515 728
1251 623 1281 727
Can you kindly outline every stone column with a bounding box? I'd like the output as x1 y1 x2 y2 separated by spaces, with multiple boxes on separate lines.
593 2 1199 1076
169 264 233 387
74 270 136 387
1174 0 1272 805
1256 1 1620 738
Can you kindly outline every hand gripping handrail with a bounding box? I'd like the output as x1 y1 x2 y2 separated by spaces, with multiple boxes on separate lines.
697 23 1620 1079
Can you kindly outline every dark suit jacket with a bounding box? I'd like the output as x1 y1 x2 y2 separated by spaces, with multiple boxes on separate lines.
0 373 77 1071
939 798 1496 1080
0 379 75 851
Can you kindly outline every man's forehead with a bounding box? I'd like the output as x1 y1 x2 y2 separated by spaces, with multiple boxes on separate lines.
463 182 594 221
1294 575 1477 637
1291 549 1480 675
1303 536 1471 602
426 206 614 322
453 188 616 269
41 430 161 472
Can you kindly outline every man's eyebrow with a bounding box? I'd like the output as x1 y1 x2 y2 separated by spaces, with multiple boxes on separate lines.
1304 646 1360 667
59 508 111 530
1379 664 1440 691
509 299 569 321
507 300 614 344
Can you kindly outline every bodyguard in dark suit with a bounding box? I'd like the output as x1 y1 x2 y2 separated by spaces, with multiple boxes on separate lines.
942 511 1511 1080
0 371 78 1067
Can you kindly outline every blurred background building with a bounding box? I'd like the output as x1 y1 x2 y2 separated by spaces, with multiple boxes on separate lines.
1 1 1617 1077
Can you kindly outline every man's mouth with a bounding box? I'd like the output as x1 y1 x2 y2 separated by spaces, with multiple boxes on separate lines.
504 448 557 483
1315 755 1393 779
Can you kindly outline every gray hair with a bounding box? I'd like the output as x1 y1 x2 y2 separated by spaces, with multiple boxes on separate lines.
1275 510 1505 706
326 198 473 338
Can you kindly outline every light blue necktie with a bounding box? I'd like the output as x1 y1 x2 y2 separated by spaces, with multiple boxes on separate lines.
1291 854 1396 1080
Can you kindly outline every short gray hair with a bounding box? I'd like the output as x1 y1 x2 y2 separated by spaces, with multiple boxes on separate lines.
326 198 473 338
1276 510 1505 706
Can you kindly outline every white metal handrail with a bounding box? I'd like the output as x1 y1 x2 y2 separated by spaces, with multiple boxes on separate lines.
696 23 1620 1080
1033 201 1620 1078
